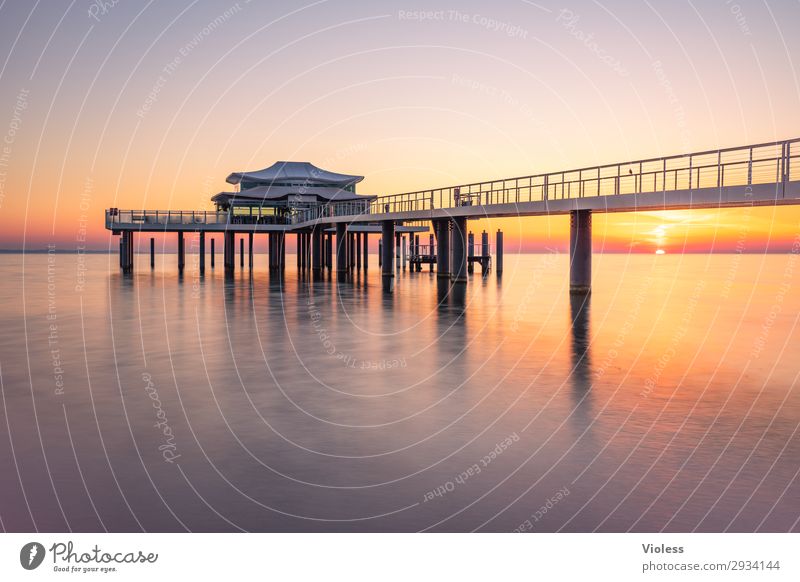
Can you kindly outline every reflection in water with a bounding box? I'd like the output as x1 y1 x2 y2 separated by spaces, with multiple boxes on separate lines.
569 293 592 391
568 293 594 443
1 253 799 533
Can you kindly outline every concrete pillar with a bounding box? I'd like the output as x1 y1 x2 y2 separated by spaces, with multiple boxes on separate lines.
378 239 383 267
395 232 401 270
178 232 185 271
363 233 368 270
248 232 253 269
199 232 205 273
128 232 134 271
481 230 489 275
496 230 503 275
467 231 474 274
436 220 450 279
239 237 244 268
279 232 286 270
224 231 234 272
120 232 129 272
300 233 307 270
267 233 274 270
381 220 394 281
150 237 155 269
296 233 301 268
336 223 347 274
569 209 592 294
326 233 333 270
356 232 362 270
312 227 322 274
451 217 467 283
401 235 407 269
428 233 434 271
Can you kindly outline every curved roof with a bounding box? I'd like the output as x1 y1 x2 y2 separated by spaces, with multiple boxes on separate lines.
226 161 364 187
212 185 375 205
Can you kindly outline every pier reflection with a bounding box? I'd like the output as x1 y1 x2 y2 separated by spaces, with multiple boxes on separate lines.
569 293 594 430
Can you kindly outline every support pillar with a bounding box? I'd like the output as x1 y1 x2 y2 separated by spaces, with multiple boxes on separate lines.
378 239 383 267
300 233 306 270
296 233 301 268
199 232 205 273
436 220 450 279
120 231 132 273
481 230 489 275
349 232 355 268
150 237 155 269
363 233 368 270
395 232 401 270
451 217 467 283
224 231 234 272
569 209 592 294
326 233 333 270
128 232 134 271
279 232 286 271
336 223 348 275
496 230 503 275
239 237 244 268
211 238 215 268
178 232 185 272
356 232 362 270
381 220 395 284
267 233 274 270
467 231 474 274
312 227 322 275
248 232 253 269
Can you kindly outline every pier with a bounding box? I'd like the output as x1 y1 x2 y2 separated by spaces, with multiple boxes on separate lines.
107 138 799 294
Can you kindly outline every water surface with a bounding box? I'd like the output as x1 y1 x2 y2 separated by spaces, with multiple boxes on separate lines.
0 251 798 532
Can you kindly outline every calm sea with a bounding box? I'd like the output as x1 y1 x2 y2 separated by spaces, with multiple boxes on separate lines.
0 251 798 532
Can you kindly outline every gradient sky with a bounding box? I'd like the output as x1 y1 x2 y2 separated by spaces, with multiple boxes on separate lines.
0 0 798 252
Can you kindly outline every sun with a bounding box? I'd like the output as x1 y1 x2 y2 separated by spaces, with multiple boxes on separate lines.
655 249 666 255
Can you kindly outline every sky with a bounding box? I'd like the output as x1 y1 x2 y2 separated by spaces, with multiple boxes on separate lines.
0 0 798 252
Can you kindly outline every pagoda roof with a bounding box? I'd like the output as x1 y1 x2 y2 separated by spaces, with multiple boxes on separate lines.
226 161 364 187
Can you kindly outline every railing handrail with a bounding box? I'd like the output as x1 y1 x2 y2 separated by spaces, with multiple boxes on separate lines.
388 137 800 198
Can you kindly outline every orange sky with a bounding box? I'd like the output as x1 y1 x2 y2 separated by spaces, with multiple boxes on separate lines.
0 1 798 252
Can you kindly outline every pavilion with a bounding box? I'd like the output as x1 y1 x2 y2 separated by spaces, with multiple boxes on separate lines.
211 161 376 224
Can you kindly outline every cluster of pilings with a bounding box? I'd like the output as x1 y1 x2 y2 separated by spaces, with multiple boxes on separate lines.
295 227 369 276
377 218 505 287
116 208 591 294
120 230 287 274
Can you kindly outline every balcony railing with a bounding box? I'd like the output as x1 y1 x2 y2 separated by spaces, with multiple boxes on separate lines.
105 209 289 228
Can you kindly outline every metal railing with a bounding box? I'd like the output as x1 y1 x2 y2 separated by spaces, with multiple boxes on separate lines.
106 209 229 227
292 201 374 224
105 209 291 227
301 138 799 221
